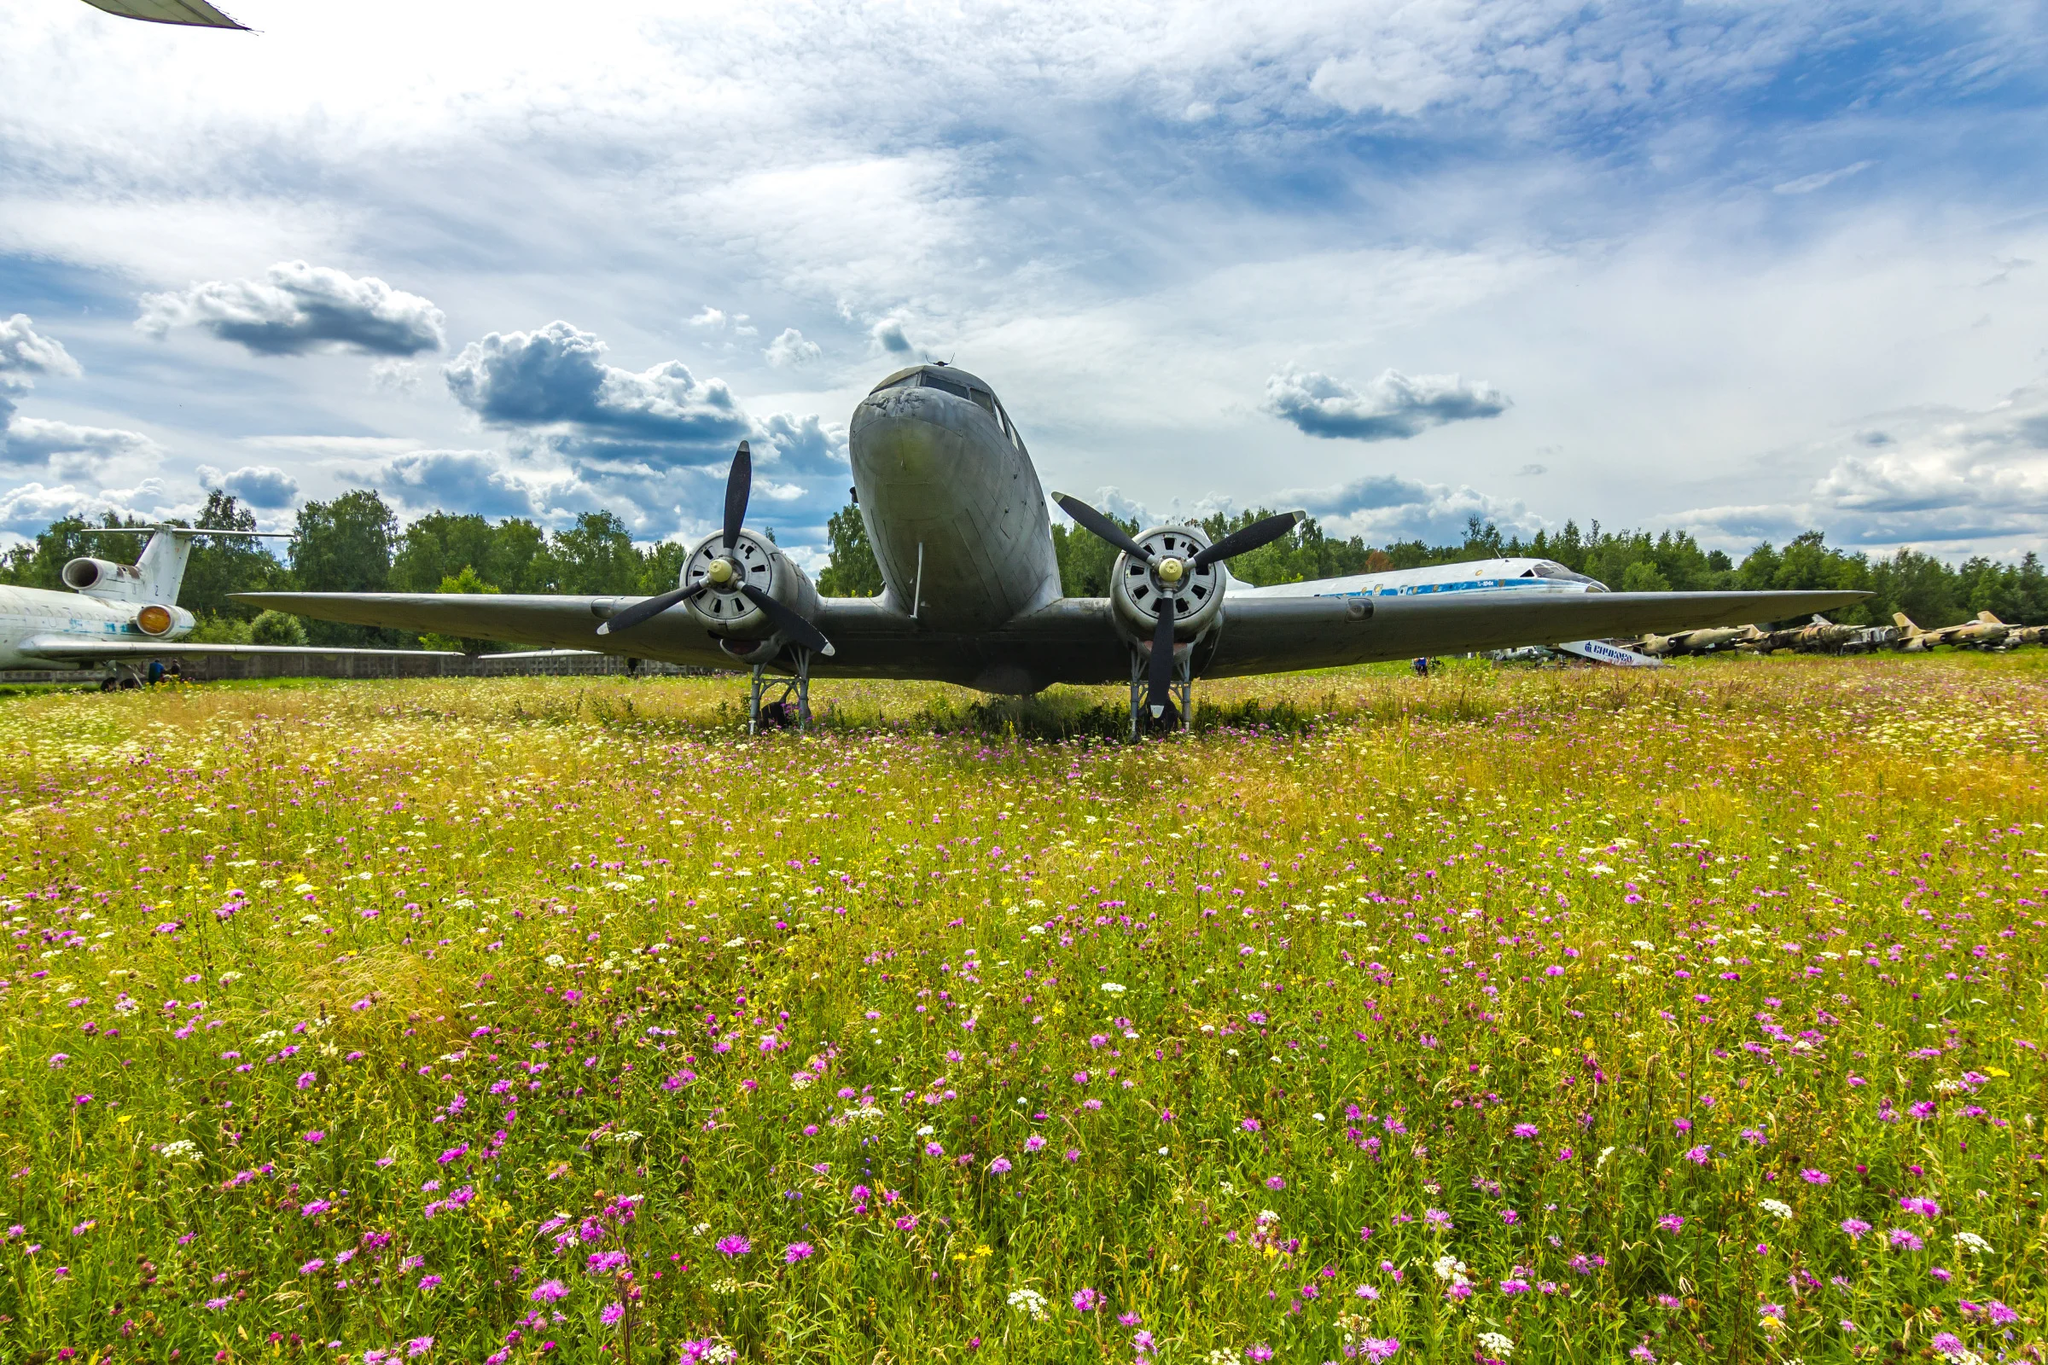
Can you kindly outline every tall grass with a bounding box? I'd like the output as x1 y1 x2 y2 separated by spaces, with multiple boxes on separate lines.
0 655 2042 1364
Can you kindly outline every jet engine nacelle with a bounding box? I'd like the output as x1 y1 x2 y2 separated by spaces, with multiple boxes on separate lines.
681 528 821 642
1109 525 1227 644
134 603 194 637
62 556 144 598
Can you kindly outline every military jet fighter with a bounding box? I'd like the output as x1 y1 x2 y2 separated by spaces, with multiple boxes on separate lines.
1741 615 1867 655
1637 623 1763 657
242 363 1866 735
1891 611 2011 652
0 525 450 686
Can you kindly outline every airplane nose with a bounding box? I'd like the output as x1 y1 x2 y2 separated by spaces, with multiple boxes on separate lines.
851 386 970 483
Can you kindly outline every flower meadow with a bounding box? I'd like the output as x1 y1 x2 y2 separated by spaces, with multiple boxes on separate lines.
0 657 2044 1365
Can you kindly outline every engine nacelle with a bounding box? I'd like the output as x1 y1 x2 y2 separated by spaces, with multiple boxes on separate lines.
1109 525 1226 643
681 528 821 642
62 557 144 597
135 603 194 637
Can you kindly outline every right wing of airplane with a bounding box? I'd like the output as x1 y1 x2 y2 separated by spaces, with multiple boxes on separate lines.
20 637 461 664
232 593 726 662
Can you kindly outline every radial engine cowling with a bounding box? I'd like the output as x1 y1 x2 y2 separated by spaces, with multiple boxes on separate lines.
1109 525 1226 644
134 603 193 637
681 528 821 643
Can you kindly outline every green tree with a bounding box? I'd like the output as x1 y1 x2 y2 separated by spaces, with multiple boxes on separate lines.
391 512 498 594
549 512 643 595
640 540 693 596
1052 511 1137 596
420 565 501 653
485 519 553 593
290 490 400 645
248 609 308 646
817 504 884 597
1619 561 1672 593
182 491 284 621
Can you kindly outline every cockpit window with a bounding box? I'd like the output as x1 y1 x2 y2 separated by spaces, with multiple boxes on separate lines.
1532 560 1608 590
872 368 1026 451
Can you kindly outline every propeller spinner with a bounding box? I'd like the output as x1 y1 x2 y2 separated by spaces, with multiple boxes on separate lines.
1054 494 1303 721
598 442 835 656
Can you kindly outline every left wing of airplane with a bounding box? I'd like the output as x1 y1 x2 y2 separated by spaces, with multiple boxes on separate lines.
1202 588 1866 677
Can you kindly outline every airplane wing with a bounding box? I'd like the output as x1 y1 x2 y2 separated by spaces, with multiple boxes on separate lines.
1203 589 1870 677
240 587 1870 689
20 637 459 663
76 0 248 28
233 592 735 664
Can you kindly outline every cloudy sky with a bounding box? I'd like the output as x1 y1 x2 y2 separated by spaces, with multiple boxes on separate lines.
2 0 2045 567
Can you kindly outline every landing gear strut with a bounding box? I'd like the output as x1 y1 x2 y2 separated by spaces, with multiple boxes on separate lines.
749 646 815 734
1128 643 1192 740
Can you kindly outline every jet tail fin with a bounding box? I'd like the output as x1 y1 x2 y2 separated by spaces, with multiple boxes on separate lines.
73 525 293 606
1893 612 1920 633
1978 611 2004 624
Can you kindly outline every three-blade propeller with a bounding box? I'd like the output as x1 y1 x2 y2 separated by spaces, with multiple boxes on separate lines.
598 441 834 656
1053 493 1304 722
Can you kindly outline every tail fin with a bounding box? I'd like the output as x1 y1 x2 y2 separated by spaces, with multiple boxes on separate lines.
130 529 197 604
1893 612 1920 633
71 525 292 606
1978 611 2004 625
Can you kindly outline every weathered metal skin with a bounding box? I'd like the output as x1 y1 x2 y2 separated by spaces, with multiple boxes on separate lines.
848 367 1062 633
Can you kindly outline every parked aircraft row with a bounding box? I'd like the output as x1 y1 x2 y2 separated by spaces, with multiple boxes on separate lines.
1632 612 2045 659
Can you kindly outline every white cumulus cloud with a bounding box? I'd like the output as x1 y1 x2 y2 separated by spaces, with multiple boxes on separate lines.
764 327 821 368
1263 367 1511 442
0 314 82 381
137 261 445 357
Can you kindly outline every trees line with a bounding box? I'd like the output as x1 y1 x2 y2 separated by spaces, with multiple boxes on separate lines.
5 490 2040 651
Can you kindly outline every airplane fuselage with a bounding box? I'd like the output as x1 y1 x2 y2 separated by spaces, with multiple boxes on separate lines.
849 366 1063 631
0 585 188 670
847 365 1611 638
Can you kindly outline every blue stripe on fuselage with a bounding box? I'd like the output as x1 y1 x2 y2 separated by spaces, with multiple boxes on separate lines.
1308 578 1591 599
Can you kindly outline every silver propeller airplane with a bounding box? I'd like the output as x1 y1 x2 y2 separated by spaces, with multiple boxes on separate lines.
0 525 451 686
244 363 1865 733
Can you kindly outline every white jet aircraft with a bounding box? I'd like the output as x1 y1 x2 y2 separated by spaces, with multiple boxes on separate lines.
0 526 450 687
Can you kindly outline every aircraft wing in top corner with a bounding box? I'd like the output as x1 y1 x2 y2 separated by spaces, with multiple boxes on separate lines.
76 0 248 29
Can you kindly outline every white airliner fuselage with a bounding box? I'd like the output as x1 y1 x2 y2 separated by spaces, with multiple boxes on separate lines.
0 584 191 670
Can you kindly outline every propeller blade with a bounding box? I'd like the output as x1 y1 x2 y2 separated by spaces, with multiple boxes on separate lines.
739 583 836 657
1147 590 1176 720
723 441 752 551
1190 510 1304 568
596 582 705 636
1051 493 1152 563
